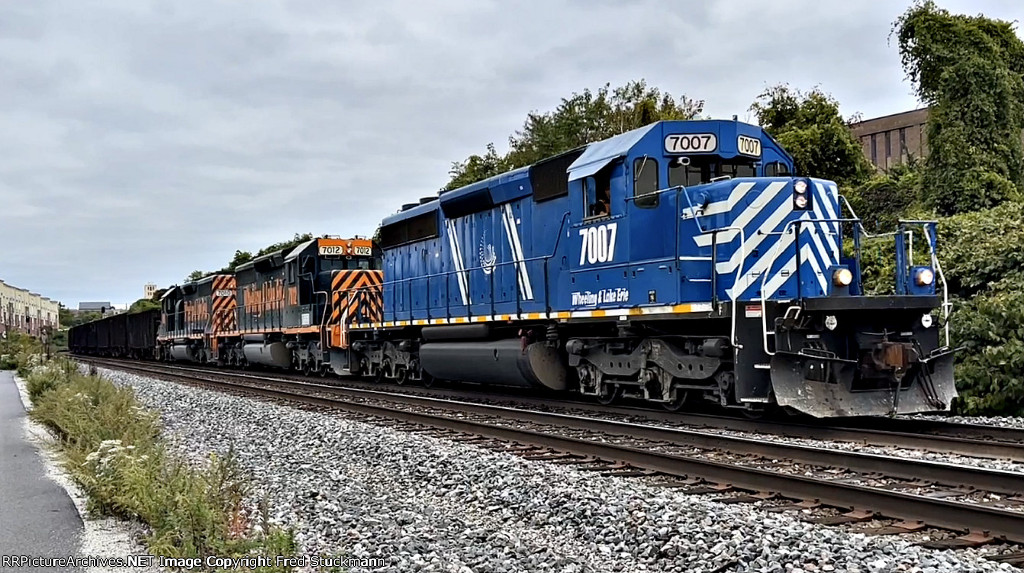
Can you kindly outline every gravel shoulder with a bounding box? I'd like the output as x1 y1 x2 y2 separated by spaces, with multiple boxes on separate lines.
102 367 1014 573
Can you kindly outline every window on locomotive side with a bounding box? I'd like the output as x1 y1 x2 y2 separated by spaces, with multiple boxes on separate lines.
584 168 614 219
668 157 712 187
633 157 659 208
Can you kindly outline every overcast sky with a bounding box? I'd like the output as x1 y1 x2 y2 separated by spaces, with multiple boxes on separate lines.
0 0 1020 308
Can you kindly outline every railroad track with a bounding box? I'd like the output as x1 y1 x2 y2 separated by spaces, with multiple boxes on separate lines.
81 356 1024 558
80 356 1024 462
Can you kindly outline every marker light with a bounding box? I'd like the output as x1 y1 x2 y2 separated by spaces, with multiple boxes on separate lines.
833 268 853 287
825 315 838 330
921 314 934 328
794 195 809 209
794 180 808 194
914 268 935 286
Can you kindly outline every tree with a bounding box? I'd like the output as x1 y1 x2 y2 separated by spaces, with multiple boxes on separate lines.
184 234 314 282
128 298 160 314
444 80 704 190
895 1 1024 215
224 250 254 272
847 158 922 233
443 143 511 192
58 308 101 328
255 233 313 257
749 84 872 186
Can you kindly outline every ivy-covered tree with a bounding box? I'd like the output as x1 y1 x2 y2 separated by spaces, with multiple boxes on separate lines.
895 1 1024 215
128 298 160 314
749 84 872 187
444 80 704 190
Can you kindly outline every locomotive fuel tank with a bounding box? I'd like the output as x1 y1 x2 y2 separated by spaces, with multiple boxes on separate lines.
419 340 567 391
169 343 193 362
241 334 292 368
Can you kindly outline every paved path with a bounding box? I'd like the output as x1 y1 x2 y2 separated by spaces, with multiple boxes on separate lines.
0 370 83 572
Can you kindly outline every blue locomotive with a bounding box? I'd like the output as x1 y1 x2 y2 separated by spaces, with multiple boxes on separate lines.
348 119 957 417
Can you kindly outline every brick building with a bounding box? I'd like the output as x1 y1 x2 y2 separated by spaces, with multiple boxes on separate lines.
849 108 929 170
851 107 1024 170
0 279 60 337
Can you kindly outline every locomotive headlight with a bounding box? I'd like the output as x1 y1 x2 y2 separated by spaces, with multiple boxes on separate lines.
921 314 934 328
914 268 935 286
794 180 808 194
794 194 809 208
832 268 853 287
825 315 838 330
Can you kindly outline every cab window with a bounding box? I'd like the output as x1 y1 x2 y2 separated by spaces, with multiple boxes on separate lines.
584 168 613 219
668 157 712 187
765 161 792 177
633 157 659 208
719 161 756 179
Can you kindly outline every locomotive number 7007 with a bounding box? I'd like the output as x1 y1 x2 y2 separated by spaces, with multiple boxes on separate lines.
579 222 618 265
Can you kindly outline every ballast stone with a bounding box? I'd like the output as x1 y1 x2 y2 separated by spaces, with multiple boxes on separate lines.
100 367 1008 573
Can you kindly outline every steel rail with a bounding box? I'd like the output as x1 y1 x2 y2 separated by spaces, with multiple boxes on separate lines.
82 357 1024 460
86 358 1024 543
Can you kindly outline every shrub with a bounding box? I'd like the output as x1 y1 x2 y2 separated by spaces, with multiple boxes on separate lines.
949 282 1024 414
937 201 1024 299
28 363 295 570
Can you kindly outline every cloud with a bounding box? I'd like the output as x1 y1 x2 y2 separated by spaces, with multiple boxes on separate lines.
0 0 1017 306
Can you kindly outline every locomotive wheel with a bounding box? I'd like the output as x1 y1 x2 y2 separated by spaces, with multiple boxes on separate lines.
394 366 408 385
319 363 330 377
661 390 690 412
421 372 435 388
302 360 312 376
596 384 623 405
377 359 391 383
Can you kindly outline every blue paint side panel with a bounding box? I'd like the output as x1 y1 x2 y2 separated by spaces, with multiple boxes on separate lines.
381 119 854 324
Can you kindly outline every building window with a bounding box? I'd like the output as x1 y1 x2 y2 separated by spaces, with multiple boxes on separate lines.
870 135 878 165
899 127 907 159
885 131 892 160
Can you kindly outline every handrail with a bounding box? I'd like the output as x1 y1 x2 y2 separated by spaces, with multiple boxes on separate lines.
757 216 949 356
759 217 863 356
922 225 952 347
384 211 572 323
702 226 746 348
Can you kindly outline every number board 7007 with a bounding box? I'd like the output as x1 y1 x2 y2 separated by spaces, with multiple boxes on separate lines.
664 133 717 154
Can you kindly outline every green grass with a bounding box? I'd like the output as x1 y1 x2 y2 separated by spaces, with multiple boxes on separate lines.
27 357 296 571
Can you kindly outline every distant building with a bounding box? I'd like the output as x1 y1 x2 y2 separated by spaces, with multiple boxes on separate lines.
850 107 1024 170
144 283 157 300
78 301 113 312
849 108 929 170
0 279 60 336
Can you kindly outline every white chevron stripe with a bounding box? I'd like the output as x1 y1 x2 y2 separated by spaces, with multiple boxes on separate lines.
445 220 469 305
805 225 835 290
710 190 795 274
727 212 811 297
820 182 840 221
500 206 527 298
701 181 756 217
503 203 534 300
812 182 840 259
760 245 823 299
695 181 789 248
